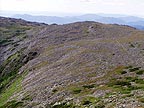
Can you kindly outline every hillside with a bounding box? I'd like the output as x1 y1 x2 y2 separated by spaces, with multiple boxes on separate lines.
0 17 144 108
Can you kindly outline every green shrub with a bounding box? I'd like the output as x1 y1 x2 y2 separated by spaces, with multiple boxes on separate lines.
136 70 144 75
52 102 75 108
114 80 131 86
139 98 144 103
22 95 33 101
82 84 95 89
120 71 127 74
125 77 138 82
125 77 133 80
52 89 58 93
95 104 105 108
82 100 92 105
72 88 82 94
0 39 13 45
129 67 140 72
130 44 135 48
135 79 144 84
125 66 133 69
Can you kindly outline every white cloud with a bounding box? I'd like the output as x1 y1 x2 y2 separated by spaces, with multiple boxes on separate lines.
0 0 144 17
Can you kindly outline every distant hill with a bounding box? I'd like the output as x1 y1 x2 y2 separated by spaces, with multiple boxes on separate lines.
12 14 144 30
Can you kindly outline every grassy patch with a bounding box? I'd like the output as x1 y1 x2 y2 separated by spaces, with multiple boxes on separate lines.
122 94 134 98
108 79 131 87
108 66 144 92
81 96 99 106
70 83 97 96
0 76 23 106
0 100 23 108
125 77 144 84
32 61 48 70
138 97 144 103
0 52 22 93
108 80 130 94
0 39 13 45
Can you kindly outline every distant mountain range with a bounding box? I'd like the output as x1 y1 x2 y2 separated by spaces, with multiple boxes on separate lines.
12 14 144 30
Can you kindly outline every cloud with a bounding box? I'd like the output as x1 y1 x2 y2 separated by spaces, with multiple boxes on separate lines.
102 1 125 6
0 0 144 17
81 0 123 4
81 0 91 2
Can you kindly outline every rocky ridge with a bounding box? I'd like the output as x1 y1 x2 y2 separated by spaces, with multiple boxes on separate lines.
0 17 144 108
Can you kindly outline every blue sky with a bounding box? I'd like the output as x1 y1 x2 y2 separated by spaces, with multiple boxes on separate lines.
0 0 144 17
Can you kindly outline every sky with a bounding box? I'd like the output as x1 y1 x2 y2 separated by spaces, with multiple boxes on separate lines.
0 0 144 17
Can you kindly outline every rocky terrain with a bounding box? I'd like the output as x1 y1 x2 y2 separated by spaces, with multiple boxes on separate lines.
0 16 144 108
